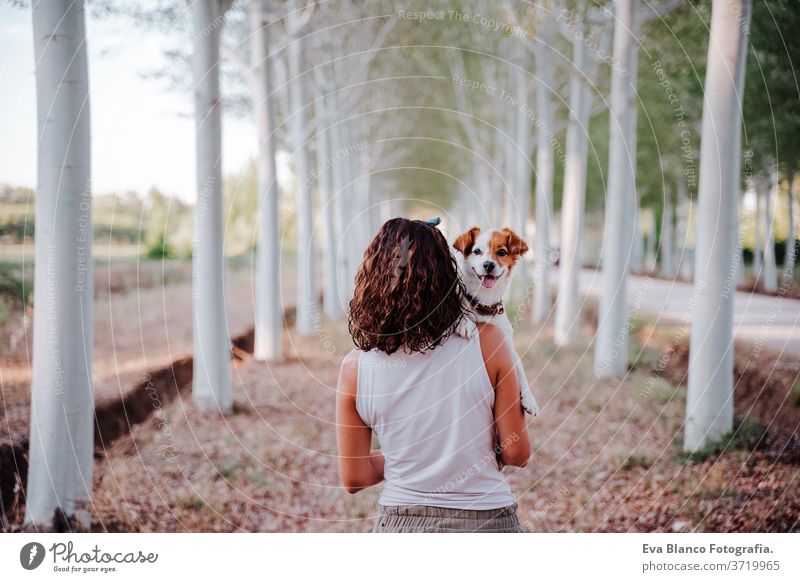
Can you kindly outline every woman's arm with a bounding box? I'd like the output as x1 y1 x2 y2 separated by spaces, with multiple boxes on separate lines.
336 349 385 493
477 323 531 467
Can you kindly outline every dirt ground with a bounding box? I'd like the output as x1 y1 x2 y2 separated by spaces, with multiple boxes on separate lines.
1 260 288 446
85 308 799 533
2 262 798 532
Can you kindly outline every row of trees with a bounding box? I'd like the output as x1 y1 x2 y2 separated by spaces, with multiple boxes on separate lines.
23 0 412 530
22 0 799 529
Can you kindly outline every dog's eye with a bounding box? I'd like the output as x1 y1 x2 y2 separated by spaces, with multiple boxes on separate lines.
472 248 482 255
497 249 507 257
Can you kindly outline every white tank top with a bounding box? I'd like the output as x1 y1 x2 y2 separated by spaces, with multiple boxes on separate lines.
355 333 515 510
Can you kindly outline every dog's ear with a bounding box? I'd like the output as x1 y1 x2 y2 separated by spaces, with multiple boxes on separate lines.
502 227 529 257
453 226 481 255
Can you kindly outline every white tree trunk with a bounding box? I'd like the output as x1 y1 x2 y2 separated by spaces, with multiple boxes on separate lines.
631 193 644 273
512 71 532 304
753 182 763 274
732 21 749 289
251 2 283 361
532 19 554 323
685 0 748 453
554 38 591 346
491 145 505 225
317 112 342 320
786 171 796 284
26 0 94 530
331 120 353 306
595 0 637 377
645 209 656 271
661 191 675 276
191 0 231 414
626 32 642 274
763 172 778 292
288 35 317 335
512 72 530 238
677 180 694 280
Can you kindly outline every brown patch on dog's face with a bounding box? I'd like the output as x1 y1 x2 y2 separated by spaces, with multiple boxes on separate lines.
488 227 529 270
453 226 481 255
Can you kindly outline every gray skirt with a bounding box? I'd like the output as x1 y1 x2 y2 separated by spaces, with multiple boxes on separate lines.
373 503 524 533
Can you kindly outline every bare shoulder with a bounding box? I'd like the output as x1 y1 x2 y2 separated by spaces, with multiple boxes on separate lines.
338 349 361 398
478 321 515 372
476 322 507 353
341 348 361 369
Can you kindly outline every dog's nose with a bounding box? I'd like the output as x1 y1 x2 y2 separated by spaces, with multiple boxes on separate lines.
483 261 495 273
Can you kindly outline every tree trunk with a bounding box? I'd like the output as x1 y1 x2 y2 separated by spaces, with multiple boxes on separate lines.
661 191 675 277
685 0 749 453
532 18 554 323
191 0 231 414
631 193 644 273
512 68 531 238
732 22 749 289
645 208 656 271
491 144 505 225
626 31 642 274
677 180 694 280
763 172 778 292
317 108 342 320
753 182 763 274
554 38 591 346
595 0 637 378
329 117 350 306
26 0 94 530
251 2 283 361
289 35 317 335
786 171 797 284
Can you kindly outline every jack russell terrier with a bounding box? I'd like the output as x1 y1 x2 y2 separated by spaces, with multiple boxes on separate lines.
452 225 541 417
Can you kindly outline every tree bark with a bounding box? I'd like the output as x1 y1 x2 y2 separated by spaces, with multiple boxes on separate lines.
554 38 591 346
626 30 642 274
753 182 763 274
317 104 342 320
685 0 749 453
26 0 94 530
532 16 554 323
677 179 694 280
251 2 283 360
645 208 656 271
191 0 231 414
785 171 797 284
661 190 675 276
594 0 637 377
631 193 645 273
731 18 750 289
288 35 317 335
763 172 778 292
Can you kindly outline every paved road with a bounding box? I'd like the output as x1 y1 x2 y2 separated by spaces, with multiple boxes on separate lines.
554 268 800 355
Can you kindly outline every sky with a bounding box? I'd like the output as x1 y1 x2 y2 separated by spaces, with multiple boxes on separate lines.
0 5 258 203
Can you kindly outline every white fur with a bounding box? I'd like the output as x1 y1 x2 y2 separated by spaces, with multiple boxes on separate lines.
455 229 541 416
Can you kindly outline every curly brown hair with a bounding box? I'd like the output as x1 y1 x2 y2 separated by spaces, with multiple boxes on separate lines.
348 217 469 354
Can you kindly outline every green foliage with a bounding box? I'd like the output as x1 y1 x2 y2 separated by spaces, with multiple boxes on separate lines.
0 267 32 306
145 239 174 260
743 0 800 174
790 379 800 408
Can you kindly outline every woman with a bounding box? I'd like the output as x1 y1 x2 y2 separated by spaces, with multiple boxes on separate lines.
336 217 530 533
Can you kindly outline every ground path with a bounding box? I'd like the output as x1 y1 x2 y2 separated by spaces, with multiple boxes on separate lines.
550 268 800 355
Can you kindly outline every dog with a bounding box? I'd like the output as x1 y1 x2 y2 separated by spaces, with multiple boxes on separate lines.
452 226 541 417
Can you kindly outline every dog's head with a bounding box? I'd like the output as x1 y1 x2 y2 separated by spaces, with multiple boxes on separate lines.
453 226 529 300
